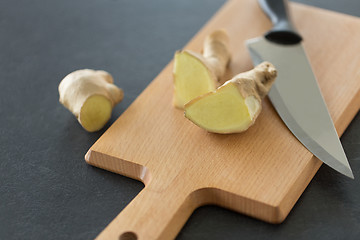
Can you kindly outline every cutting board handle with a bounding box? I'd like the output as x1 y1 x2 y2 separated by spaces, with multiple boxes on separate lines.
258 0 302 44
95 183 194 240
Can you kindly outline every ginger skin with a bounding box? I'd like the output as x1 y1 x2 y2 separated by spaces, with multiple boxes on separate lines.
184 62 277 134
58 69 124 132
173 29 231 109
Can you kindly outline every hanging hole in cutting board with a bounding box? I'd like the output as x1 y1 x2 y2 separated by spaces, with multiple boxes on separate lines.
119 231 137 240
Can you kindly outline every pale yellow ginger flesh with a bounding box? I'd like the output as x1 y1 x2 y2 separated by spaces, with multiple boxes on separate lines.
173 29 231 109
59 69 124 132
173 51 216 107
79 95 112 132
184 62 277 134
185 82 253 133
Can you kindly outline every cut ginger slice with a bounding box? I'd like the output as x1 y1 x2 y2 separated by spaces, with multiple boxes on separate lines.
173 51 216 108
185 82 256 133
184 62 277 134
79 95 112 132
172 30 231 109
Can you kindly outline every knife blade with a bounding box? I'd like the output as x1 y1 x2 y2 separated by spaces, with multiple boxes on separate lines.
246 0 354 178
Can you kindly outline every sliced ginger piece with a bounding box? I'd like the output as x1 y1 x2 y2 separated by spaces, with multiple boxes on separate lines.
59 69 124 132
173 30 231 109
79 95 113 132
185 82 253 133
184 62 277 134
173 51 216 107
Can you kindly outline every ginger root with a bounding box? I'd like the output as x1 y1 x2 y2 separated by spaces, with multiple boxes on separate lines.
184 62 277 134
58 69 124 132
173 29 231 109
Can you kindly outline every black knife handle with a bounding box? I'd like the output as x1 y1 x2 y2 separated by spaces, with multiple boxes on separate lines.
258 0 302 45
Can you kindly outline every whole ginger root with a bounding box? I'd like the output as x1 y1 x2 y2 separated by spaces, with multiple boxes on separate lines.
58 69 123 132
184 62 277 134
173 29 231 109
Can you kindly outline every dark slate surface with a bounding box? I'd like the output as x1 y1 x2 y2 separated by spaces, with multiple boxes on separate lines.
0 0 359 239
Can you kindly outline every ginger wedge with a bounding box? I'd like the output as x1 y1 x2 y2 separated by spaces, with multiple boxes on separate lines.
184 62 277 134
173 30 231 108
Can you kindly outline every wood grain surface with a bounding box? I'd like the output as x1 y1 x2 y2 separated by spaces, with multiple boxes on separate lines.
85 0 360 239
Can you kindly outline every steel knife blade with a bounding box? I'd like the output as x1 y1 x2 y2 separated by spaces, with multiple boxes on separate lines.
246 0 354 178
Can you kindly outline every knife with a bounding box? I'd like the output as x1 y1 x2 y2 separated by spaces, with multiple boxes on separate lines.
246 0 354 178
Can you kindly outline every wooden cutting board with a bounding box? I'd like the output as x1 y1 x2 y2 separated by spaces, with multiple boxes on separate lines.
85 0 360 239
